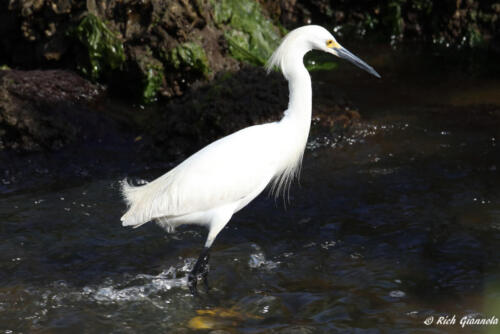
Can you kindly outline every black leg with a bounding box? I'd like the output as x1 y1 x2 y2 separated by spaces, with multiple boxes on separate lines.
202 269 210 291
188 247 210 295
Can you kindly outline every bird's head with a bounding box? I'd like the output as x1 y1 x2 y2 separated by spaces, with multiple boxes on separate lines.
267 25 380 78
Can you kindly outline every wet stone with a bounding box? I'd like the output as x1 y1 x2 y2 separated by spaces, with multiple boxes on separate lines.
0 69 105 151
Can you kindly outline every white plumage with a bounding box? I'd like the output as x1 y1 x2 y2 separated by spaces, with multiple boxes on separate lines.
121 113 308 245
122 124 281 230
120 25 379 291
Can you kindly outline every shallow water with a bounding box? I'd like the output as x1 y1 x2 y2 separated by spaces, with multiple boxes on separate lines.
1 47 500 333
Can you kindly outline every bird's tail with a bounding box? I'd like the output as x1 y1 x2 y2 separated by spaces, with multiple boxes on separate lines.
120 179 150 228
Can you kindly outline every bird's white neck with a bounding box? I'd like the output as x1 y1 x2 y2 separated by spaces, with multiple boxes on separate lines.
279 51 312 139
283 65 312 123
269 51 312 196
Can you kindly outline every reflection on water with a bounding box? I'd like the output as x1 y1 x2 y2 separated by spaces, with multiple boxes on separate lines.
1 48 500 333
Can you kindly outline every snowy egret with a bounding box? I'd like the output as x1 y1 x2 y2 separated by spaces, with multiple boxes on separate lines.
120 25 380 294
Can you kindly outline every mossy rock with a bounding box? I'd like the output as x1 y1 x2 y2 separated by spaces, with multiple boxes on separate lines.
166 42 211 77
130 46 165 104
385 0 405 37
141 61 165 104
465 24 484 48
74 13 125 81
212 0 282 65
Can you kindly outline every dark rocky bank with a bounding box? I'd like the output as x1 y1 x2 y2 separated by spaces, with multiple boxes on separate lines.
0 0 499 159
0 69 104 151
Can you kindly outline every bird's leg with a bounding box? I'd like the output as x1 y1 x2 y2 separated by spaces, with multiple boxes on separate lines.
188 247 210 294
188 213 230 294
201 266 210 291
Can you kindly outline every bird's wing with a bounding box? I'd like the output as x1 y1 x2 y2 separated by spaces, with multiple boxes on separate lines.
131 123 282 221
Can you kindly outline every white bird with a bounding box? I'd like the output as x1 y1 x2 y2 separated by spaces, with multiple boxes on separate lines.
120 25 380 293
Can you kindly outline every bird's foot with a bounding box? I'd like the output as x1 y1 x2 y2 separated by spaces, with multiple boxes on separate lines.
188 247 210 295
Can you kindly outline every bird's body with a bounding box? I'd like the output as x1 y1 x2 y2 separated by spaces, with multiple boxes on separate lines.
120 25 380 293
122 120 305 243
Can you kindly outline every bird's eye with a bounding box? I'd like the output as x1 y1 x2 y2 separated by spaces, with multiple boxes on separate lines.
326 39 337 48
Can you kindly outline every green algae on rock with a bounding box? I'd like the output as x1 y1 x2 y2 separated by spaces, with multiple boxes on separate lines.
129 46 165 104
139 59 165 104
166 42 211 77
142 64 165 104
212 0 282 65
74 13 125 81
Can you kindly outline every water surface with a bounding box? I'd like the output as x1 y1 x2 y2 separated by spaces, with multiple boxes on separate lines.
1 47 500 333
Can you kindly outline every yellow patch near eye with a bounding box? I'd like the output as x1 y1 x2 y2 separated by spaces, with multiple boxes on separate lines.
326 39 340 49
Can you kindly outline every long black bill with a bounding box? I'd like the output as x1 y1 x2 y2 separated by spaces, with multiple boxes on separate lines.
336 47 381 78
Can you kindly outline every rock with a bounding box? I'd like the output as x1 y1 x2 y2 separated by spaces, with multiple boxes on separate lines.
1 0 499 106
128 45 165 103
144 66 359 160
165 42 211 78
147 66 288 159
265 0 500 49
0 69 104 151
0 0 283 102
0 66 359 155
212 0 282 65
73 13 126 81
